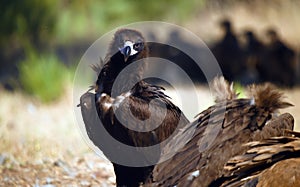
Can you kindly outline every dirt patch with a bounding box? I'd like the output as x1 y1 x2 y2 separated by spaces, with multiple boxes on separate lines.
0 87 115 186
0 154 114 187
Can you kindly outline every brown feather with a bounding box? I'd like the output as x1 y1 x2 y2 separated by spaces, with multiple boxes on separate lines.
248 83 294 111
212 76 239 103
90 58 104 75
219 130 300 186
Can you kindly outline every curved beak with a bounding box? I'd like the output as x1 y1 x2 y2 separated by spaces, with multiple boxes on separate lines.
119 46 131 62
119 41 140 62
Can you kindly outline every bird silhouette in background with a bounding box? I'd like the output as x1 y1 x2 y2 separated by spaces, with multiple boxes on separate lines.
218 129 300 187
148 78 294 187
264 28 296 87
240 30 264 84
212 19 242 81
79 29 189 187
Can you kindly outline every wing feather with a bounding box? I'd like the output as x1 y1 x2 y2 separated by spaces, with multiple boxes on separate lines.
148 83 293 187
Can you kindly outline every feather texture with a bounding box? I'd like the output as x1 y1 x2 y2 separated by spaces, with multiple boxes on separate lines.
212 76 239 103
219 127 300 187
147 83 293 187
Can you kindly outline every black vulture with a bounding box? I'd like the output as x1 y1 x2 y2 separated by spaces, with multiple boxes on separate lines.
79 29 189 187
148 79 294 187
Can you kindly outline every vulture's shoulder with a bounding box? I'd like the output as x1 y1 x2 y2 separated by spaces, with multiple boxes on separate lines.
130 82 180 109
92 81 189 148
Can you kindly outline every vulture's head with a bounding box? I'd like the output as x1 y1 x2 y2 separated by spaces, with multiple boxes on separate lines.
96 29 149 95
109 29 148 63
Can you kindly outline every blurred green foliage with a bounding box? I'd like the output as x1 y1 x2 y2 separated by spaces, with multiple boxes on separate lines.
56 0 204 42
0 0 59 48
233 83 246 98
18 50 73 103
1 0 205 103
0 0 206 45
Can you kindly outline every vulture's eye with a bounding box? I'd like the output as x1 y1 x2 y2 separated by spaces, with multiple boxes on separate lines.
133 42 143 51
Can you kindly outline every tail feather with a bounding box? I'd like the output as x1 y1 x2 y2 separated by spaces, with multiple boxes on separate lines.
248 83 293 112
211 76 239 103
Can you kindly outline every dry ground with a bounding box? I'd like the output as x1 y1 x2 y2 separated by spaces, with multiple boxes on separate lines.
0 87 115 187
0 85 299 186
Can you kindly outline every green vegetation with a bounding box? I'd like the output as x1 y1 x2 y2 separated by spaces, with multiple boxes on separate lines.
1 0 205 103
56 0 204 42
0 0 59 48
0 0 205 45
234 82 246 99
18 50 74 103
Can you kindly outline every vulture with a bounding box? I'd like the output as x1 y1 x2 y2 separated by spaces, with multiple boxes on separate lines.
217 129 300 187
147 79 294 187
79 29 189 187
79 28 294 187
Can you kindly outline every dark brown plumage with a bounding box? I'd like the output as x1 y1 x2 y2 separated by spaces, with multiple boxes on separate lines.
147 79 293 187
79 29 189 187
218 129 300 187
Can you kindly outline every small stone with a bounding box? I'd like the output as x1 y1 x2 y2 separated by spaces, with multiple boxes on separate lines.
0 154 7 165
45 177 54 184
80 180 90 186
41 185 56 187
